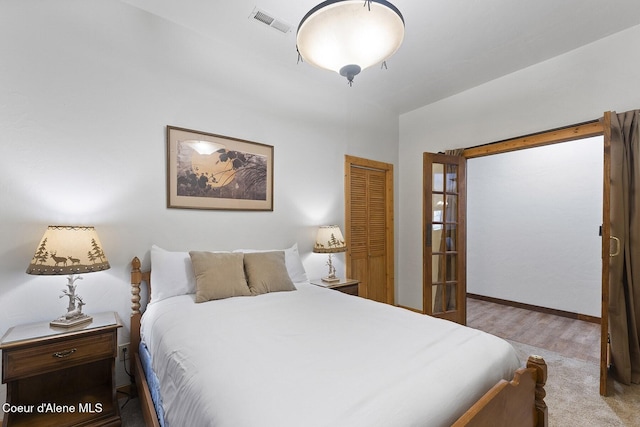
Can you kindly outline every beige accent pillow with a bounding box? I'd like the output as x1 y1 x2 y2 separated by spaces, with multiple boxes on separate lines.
189 251 252 302
243 251 296 295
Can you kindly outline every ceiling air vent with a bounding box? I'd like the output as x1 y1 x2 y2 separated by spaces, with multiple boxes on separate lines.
249 7 292 34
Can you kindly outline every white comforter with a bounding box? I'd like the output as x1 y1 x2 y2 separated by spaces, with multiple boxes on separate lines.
141 283 520 427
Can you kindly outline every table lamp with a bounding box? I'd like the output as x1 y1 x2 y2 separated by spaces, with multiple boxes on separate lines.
313 225 347 282
26 225 110 327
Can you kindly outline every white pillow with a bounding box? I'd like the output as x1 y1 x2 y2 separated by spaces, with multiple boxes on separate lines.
233 243 308 283
149 245 196 303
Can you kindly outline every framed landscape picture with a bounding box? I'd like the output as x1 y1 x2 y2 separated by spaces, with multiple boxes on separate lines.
167 126 273 210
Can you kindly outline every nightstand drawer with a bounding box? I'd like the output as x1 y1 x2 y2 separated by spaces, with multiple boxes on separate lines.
3 332 115 382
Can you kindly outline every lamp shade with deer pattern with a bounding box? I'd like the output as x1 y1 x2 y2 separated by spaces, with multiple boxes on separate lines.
27 225 110 327
27 226 110 275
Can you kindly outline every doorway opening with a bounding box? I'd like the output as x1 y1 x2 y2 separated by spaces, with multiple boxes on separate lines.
461 123 606 392
466 136 603 319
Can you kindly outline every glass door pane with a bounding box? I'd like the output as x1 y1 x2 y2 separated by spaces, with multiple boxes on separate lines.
424 153 466 325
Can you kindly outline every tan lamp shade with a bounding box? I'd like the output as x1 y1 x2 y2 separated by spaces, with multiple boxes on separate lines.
313 225 347 253
26 226 110 275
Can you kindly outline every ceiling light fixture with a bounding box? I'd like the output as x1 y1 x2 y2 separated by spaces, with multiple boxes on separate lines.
296 0 405 86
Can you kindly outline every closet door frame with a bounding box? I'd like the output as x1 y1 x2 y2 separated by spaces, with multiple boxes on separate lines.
345 155 395 304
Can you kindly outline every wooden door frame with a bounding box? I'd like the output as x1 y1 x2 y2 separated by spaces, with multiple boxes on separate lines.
462 118 608 395
345 155 395 304
600 111 612 396
462 121 604 158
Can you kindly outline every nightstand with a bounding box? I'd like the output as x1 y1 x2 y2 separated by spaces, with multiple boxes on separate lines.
0 311 122 427
310 278 360 296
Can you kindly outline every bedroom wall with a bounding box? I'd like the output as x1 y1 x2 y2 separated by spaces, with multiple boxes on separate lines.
397 23 640 311
466 136 603 317
0 0 399 402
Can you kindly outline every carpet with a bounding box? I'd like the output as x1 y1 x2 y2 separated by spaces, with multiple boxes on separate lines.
119 396 145 427
509 340 640 427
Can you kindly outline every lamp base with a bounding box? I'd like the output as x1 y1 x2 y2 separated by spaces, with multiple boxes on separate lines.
321 276 340 283
50 313 93 328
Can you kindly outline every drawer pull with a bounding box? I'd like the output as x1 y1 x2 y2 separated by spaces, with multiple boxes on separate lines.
52 348 77 358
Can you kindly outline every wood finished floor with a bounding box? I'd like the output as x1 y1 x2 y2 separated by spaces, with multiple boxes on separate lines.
466 298 601 365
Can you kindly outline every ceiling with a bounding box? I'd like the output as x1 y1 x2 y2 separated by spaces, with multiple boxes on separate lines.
122 0 640 115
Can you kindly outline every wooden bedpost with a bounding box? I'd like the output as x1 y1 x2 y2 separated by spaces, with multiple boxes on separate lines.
527 355 548 427
131 257 142 312
130 257 143 363
130 256 160 427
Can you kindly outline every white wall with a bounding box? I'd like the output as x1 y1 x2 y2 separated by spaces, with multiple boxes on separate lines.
467 137 603 316
0 0 399 404
398 24 640 310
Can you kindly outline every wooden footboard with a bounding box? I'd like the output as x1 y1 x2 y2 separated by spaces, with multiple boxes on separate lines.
130 256 547 427
452 355 548 426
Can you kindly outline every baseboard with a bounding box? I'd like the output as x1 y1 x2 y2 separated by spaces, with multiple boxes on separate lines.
467 293 601 324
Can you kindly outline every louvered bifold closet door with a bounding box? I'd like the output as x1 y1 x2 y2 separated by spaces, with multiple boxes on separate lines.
367 170 387 302
350 167 369 297
349 166 387 302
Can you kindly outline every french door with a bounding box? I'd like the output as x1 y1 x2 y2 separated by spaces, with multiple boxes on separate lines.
423 153 467 324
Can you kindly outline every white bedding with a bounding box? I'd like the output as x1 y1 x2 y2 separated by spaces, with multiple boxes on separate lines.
141 282 520 427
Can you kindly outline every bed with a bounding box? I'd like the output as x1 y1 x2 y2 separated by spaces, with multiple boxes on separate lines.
129 246 548 427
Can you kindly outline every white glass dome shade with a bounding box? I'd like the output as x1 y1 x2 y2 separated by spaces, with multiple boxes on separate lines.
296 0 405 82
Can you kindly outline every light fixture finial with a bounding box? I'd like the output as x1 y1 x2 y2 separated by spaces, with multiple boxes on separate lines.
340 64 361 86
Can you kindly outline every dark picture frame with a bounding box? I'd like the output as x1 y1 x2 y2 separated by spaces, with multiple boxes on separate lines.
167 126 273 211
